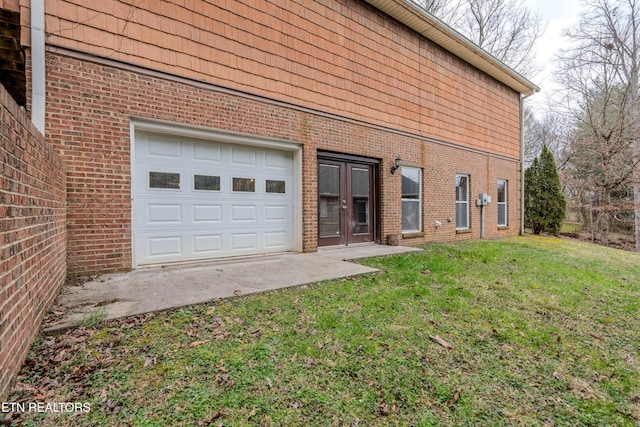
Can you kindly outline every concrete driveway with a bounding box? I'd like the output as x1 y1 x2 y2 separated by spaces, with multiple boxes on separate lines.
44 244 421 333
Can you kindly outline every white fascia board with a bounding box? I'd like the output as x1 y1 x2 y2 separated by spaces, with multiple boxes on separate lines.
365 0 540 96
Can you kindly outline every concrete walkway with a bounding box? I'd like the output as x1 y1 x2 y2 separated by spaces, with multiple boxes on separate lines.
44 244 421 333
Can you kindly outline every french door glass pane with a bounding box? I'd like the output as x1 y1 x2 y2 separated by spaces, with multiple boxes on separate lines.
352 168 369 234
319 164 341 238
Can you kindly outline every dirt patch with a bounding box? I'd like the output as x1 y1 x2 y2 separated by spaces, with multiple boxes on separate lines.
561 231 637 252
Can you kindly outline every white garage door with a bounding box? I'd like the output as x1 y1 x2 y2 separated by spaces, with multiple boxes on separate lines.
133 131 295 266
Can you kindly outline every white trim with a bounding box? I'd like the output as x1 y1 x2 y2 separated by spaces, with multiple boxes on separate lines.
497 179 508 227
31 0 46 134
401 166 422 233
130 117 303 269
455 174 470 230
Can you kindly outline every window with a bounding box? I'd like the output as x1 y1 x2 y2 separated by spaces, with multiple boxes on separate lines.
455 174 469 229
266 180 286 194
497 179 507 227
233 177 255 192
149 172 180 189
194 175 220 191
402 167 422 232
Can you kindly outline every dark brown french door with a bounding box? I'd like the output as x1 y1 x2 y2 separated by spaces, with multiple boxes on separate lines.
318 155 378 246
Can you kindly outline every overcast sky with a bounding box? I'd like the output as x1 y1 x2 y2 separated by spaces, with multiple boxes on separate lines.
526 0 582 110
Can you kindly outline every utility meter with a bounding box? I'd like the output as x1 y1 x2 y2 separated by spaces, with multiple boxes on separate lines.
477 193 491 206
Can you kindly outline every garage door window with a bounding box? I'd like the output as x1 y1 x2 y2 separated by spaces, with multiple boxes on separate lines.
266 180 286 194
149 172 180 189
194 175 220 191
233 177 255 192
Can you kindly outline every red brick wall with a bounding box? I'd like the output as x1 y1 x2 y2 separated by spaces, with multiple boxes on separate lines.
0 84 66 399
45 51 521 276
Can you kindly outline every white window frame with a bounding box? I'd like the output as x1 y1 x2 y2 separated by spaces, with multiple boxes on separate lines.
497 179 507 227
401 166 422 233
455 174 469 230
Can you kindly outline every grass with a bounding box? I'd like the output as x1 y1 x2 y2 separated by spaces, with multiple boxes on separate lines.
5 235 640 426
560 221 583 233
79 306 108 329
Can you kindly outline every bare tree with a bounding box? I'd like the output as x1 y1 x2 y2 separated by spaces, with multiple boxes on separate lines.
524 108 572 168
555 0 640 251
417 0 545 77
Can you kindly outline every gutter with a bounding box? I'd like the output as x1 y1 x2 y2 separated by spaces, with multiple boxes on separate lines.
31 0 45 134
364 0 539 95
520 92 536 236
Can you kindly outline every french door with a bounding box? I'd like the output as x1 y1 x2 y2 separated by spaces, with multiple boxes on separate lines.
318 155 378 246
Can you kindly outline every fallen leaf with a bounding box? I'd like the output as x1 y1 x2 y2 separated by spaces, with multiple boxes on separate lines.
379 401 389 416
197 404 226 426
429 334 454 350
143 356 157 368
190 340 207 347
447 388 461 408
290 353 298 362
233 290 242 296
247 407 257 419
215 360 228 372
421 269 432 275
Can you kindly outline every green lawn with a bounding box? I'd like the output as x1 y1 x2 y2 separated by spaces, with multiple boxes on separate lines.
5 236 640 426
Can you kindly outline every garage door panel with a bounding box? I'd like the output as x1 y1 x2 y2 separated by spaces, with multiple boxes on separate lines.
231 147 257 165
193 204 223 223
264 205 288 221
193 235 223 254
265 231 289 248
231 205 257 221
134 130 295 266
193 141 222 162
148 236 183 257
146 134 182 159
148 204 182 223
232 233 258 250
265 151 288 168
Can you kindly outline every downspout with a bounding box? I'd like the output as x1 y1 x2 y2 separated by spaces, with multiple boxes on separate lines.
31 0 46 134
520 91 536 236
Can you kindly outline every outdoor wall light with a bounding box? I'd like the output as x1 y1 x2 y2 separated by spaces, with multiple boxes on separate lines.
390 156 403 174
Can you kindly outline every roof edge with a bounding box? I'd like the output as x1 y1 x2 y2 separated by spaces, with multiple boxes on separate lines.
364 0 540 95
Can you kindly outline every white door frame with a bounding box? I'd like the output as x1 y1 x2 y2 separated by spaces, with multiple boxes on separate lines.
130 117 303 268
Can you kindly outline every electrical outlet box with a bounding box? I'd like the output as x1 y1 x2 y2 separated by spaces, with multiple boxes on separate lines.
478 193 491 206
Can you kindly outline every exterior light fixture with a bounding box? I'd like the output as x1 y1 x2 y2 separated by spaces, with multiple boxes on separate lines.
390 156 403 174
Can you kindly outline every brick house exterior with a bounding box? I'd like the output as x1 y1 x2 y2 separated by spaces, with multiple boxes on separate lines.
16 0 536 276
